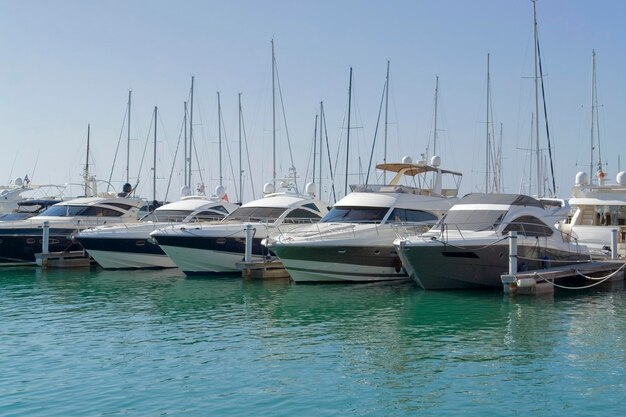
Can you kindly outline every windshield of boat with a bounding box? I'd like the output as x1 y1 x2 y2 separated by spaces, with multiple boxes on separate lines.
440 209 508 232
321 206 389 224
141 209 195 223
37 205 125 218
224 206 287 223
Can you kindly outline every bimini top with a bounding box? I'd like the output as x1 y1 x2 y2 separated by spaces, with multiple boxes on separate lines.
454 193 544 209
376 162 462 183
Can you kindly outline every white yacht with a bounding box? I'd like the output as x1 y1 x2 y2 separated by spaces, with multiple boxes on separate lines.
0 196 144 263
75 196 238 269
267 156 462 283
558 171 626 258
150 183 328 275
394 193 591 290
0 178 33 214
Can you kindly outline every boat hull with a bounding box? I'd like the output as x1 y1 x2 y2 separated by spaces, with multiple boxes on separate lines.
0 228 79 262
397 240 589 289
272 244 407 283
153 234 271 275
76 236 174 269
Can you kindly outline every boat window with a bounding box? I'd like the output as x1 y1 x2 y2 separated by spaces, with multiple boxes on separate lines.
224 206 286 223
211 205 229 214
320 206 389 223
303 203 321 213
80 206 125 217
148 210 193 222
38 205 87 217
502 215 553 237
387 208 438 224
106 203 135 211
442 209 508 231
185 210 227 222
283 208 322 224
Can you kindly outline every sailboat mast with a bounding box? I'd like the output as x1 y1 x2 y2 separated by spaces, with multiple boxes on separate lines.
126 90 131 185
238 93 243 204
85 124 90 196
313 113 318 190
271 39 276 186
183 101 188 187
319 101 324 200
590 49 596 181
486 53 491 193
532 0 541 197
383 60 390 183
433 75 439 157
189 76 195 188
217 91 223 187
345 67 353 197
153 106 158 204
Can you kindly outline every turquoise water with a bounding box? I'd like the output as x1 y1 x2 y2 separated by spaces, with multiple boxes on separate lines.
1 267 625 417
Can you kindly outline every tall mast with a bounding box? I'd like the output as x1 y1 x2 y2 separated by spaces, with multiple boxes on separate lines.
153 106 158 204
217 91 223 187
238 93 243 204
485 53 491 193
126 90 131 184
319 101 324 200
189 76 195 188
84 124 90 196
271 39 276 186
533 0 541 197
345 67 353 197
313 113 318 191
383 60 390 183
433 75 439 157
590 49 595 181
183 101 188 187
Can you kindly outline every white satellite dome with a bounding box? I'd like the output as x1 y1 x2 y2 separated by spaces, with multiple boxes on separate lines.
14 178 23 187
180 185 192 197
215 185 226 198
616 171 626 186
305 182 316 196
401 155 412 164
263 182 275 194
575 172 589 186
430 155 441 167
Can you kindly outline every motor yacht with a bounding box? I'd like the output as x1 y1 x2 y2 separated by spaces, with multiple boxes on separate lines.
267 156 462 282
0 196 143 263
394 193 591 290
150 183 328 275
75 196 238 269
558 171 626 258
0 199 61 221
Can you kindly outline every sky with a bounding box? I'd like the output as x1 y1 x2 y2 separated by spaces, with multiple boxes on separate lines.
1 0 625 205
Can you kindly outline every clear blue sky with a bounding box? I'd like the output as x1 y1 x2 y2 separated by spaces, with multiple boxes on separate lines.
2 0 625 203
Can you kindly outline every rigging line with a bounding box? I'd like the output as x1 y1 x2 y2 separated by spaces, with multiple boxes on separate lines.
303 115 317 189
241 104 256 200
219 106 239 202
133 113 154 194
107 106 128 191
322 106 337 204
366 80 387 185
164 108 187 202
276 68 298 191
7 152 18 184
536 35 556 196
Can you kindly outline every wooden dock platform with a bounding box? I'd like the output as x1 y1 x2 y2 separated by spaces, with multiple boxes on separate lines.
236 258 290 280
501 260 626 295
35 251 94 269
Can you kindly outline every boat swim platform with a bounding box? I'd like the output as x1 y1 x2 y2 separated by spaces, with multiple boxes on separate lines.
35 251 95 269
236 259 290 280
501 260 626 296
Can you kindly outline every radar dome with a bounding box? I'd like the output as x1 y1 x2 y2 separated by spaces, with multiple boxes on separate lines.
14 178 23 186
180 185 192 197
430 155 441 167
263 182 275 194
401 155 412 164
215 185 225 198
617 171 626 186
305 182 316 196
575 172 589 186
